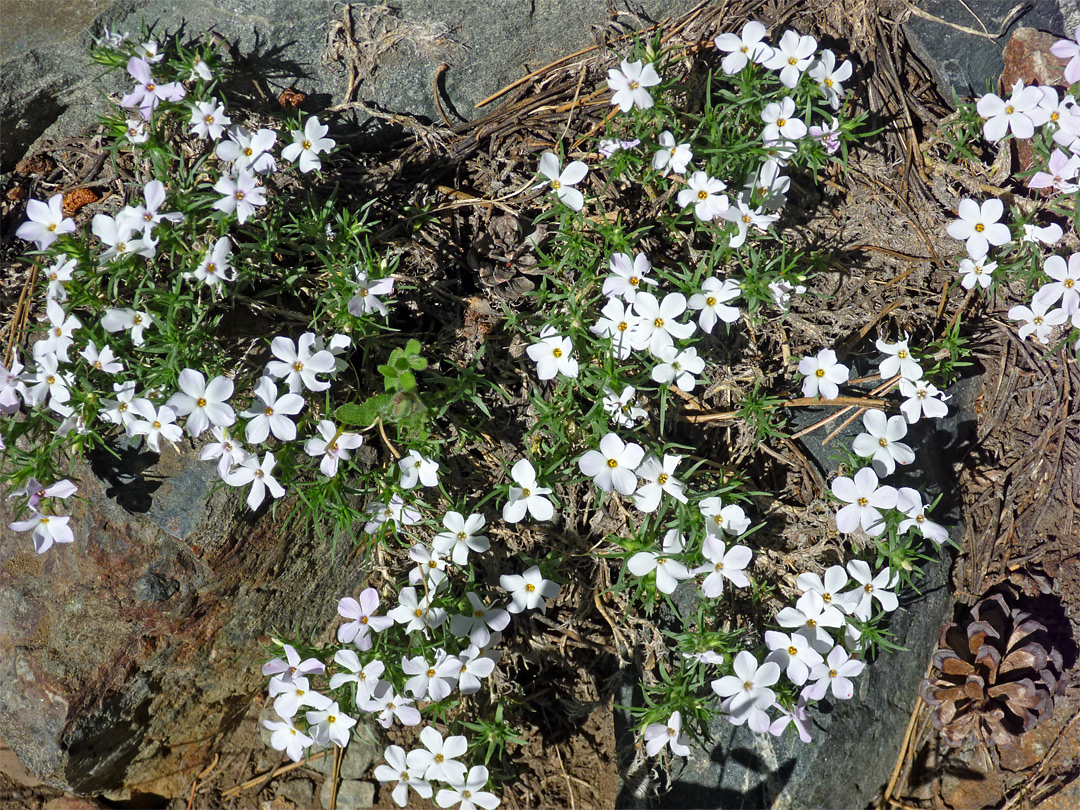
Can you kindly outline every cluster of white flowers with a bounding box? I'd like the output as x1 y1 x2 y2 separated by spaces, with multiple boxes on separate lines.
4 44 385 552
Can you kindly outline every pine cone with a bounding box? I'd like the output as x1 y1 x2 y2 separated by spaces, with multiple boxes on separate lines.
921 591 1063 748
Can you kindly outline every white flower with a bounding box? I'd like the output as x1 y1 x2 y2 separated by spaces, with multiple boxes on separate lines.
241 377 304 444
761 97 807 142
651 345 705 392
746 160 790 210
763 30 818 88
1033 252 1080 315
91 212 156 262
876 337 922 380
598 137 640 157
282 116 335 173
99 380 141 427
124 119 149 144
215 125 278 174
398 449 440 489
388 586 446 633
188 236 235 286
798 348 849 399
591 297 642 359
129 401 183 452
699 496 751 538
266 332 336 393
809 50 852 110
764 630 824 685
627 529 692 594
120 56 185 118
803 645 865 700
714 21 772 74
769 696 814 743
711 651 781 720
796 565 853 613
1028 149 1080 192
304 420 363 477
336 590 394 651
633 454 687 513
831 466 898 536
374 745 433 807
306 701 357 748
408 543 449 590
958 255 997 290
721 198 779 249
225 451 286 510
0 356 27 413
607 59 661 112
435 765 499 810
500 565 559 614
526 325 578 380
348 271 395 316
502 459 554 523
631 292 695 355
694 535 752 597
851 409 915 476
1008 297 1069 343
896 487 949 545
402 651 460 702
166 368 235 438
189 99 231 140
189 59 213 81
450 593 510 647
946 198 1011 258
688 277 740 332
43 256 75 301
128 180 182 235
652 131 693 175
537 151 589 211
1022 222 1064 245
769 278 805 308
134 40 163 62
602 385 647 428
643 711 692 757
433 511 490 565
39 299 81 362
364 684 421 728
263 719 314 763
809 117 841 154
10 511 74 554
199 426 250 478
579 432 645 495
268 674 331 719
898 377 950 423
212 171 266 224
845 560 899 620
601 251 656 302
677 171 729 221
24 351 72 407
776 590 846 647
1051 26 1080 84
977 80 1049 142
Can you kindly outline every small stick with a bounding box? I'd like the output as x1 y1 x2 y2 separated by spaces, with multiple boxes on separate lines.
221 748 332 797
433 63 453 128
684 396 891 424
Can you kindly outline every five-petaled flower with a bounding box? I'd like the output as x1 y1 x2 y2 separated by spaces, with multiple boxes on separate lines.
607 59 662 112
500 565 559 614
831 466 898 536
526 325 579 380
851 409 916 477
677 171 729 221
502 459 555 523
643 711 692 757
16 194 76 251
282 116 335 173
166 368 235 438
798 348 848 400
579 432 645 495
212 171 267 224
537 151 589 211
946 198 1011 258
711 650 781 729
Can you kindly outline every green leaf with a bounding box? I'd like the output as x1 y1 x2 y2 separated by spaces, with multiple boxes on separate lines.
334 403 368 426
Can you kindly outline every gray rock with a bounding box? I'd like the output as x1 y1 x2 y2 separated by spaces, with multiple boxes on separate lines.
616 368 983 808
0 0 700 173
320 777 375 810
903 0 1067 99
273 776 316 808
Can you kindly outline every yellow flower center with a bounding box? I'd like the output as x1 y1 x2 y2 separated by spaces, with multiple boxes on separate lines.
815 368 825 377
302 140 312 150
788 645 798 656
828 669 837 678
629 81 639 90
974 223 984 232
824 78 834 88
197 397 207 407
551 180 562 190
1066 279 1075 288
878 438 888 447
206 263 217 274
413 608 422 617
657 473 668 485
777 118 787 127
204 114 214 124
706 296 716 306
521 487 531 498
697 190 708 200
606 458 618 468
864 583 874 593
153 420 162 429
629 276 640 286
264 406 274 416
552 347 563 358
526 583 536 592
743 680 754 690
788 57 797 66
1005 105 1014 115
1034 315 1043 325
426 668 435 677
715 561 724 571
235 191 245 201
807 618 817 627
457 531 467 540
244 147 253 156
857 497 868 507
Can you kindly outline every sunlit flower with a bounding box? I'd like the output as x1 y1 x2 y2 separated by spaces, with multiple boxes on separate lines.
579 432 645 495
212 171 266 224
627 529 692 594
502 458 554 523
652 131 693 175
763 30 818 88
831 466 897 536
643 711 691 757
537 151 589 211
282 116 335 173
809 50 852 110
526 325 579 380
607 59 661 112
798 348 848 399
677 171 729 221
946 198 1010 258
715 21 772 74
